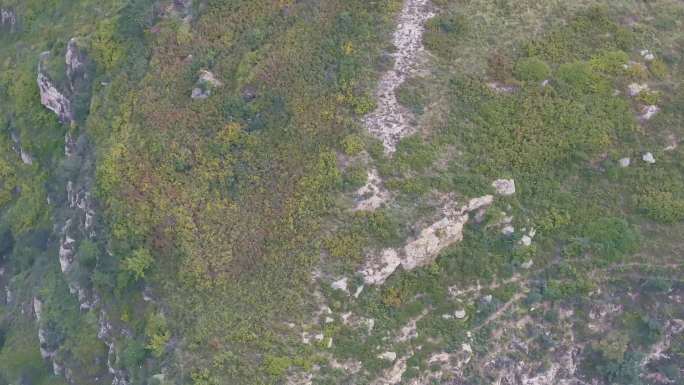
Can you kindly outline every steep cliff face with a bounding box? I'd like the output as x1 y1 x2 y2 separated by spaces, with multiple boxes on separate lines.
33 38 132 385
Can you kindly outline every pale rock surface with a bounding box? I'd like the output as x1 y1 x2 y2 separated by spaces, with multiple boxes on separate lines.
11 132 34 165
492 179 515 196
640 49 655 61
33 297 43 321
354 168 391 211
628 83 649 97
502 225 515 235
364 0 435 153
1 8 16 32
65 38 87 86
642 152 656 164
640 105 660 120
664 134 678 151
487 82 517 93
331 277 349 293
372 356 408 385
378 351 397 361
38 53 74 123
20 149 33 165
361 195 494 285
520 235 532 246
428 352 450 364
396 311 426 342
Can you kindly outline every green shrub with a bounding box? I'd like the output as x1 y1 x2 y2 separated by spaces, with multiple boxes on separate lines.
649 59 668 79
583 217 639 261
122 339 147 368
89 18 126 72
514 57 551 82
589 50 629 75
395 136 437 172
263 355 292 376
396 79 428 115
0 325 49 384
342 165 368 190
424 13 469 58
636 190 684 223
341 134 364 156
324 232 364 263
77 239 99 269
351 94 377 115
145 313 170 357
556 62 605 95
122 248 154 280
636 90 660 105
430 14 468 35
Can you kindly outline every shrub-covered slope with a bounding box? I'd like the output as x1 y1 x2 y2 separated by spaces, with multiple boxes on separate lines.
0 1 682 385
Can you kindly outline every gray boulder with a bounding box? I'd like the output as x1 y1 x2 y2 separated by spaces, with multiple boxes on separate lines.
38 52 74 123
1 8 16 32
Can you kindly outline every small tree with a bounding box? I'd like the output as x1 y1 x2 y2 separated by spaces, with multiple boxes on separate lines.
122 248 153 280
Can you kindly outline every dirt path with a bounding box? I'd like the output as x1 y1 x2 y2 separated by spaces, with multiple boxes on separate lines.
355 0 435 211
364 0 435 153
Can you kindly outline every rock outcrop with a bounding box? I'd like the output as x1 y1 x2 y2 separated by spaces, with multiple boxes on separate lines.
1 8 16 32
36 39 131 385
642 152 656 164
38 52 74 123
10 131 33 165
361 195 494 285
492 179 515 196
65 38 89 91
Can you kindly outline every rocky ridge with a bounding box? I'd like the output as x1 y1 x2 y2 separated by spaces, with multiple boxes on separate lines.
38 38 132 385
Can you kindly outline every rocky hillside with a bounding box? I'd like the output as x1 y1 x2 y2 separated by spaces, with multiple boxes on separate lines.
0 1 682 385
